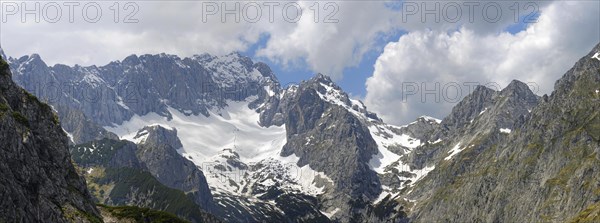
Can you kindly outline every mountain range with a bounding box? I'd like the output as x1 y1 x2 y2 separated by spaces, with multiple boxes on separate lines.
0 42 599 222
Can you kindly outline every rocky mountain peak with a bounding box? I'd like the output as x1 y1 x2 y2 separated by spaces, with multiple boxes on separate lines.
496 80 540 117
310 73 334 84
301 73 353 108
552 43 600 95
438 79 541 139
439 85 497 132
132 124 215 210
191 53 215 63
200 51 253 71
504 79 529 91
14 54 46 70
473 84 497 95
253 61 278 80
122 54 141 65
500 79 538 100
415 115 442 124
398 115 441 141
134 124 183 149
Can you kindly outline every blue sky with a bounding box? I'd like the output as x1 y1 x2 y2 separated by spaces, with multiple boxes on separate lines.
243 28 407 99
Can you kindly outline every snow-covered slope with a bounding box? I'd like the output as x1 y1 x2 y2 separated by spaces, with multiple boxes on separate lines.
106 97 286 162
104 95 336 210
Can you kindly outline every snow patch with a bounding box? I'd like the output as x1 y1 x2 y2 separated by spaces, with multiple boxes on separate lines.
317 83 348 108
80 68 105 88
132 130 149 144
592 52 600 61
116 96 130 110
147 123 174 130
175 60 189 68
368 142 401 174
500 128 512 134
199 53 265 88
420 115 441 123
374 186 394 204
106 100 287 163
368 124 422 174
321 208 340 218
63 128 74 143
272 154 334 195
86 144 97 153
203 152 332 196
412 165 435 182
264 85 275 97
444 143 463 160
479 107 488 115
428 138 442 144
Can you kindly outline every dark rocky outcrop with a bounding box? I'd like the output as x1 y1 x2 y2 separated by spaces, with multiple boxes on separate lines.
134 125 214 210
55 104 119 145
0 56 100 222
70 128 216 222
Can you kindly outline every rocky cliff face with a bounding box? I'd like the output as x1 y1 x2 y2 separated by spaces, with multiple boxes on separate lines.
279 74 383 221
55 104 119 145
405 79 541 171
7 52 278 129
0 56 100 222
400 44 600 222
134 125 214 210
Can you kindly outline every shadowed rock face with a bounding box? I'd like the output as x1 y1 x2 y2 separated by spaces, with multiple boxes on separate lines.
71 139 143 170
54 104 119 145
70 128 218 221
0 56 100 222
279 74 383 221
134 125 214 210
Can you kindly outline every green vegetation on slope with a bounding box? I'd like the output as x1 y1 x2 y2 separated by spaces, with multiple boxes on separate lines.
71 139 129 166
86 167 218 223
61 203 103 223
569 202 600 223
0 56 8 73
11 111 29 127
98 204 190 223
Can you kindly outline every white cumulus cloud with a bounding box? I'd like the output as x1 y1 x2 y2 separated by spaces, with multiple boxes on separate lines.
256 1 397 79
365 1 600 125
1 0 398 79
